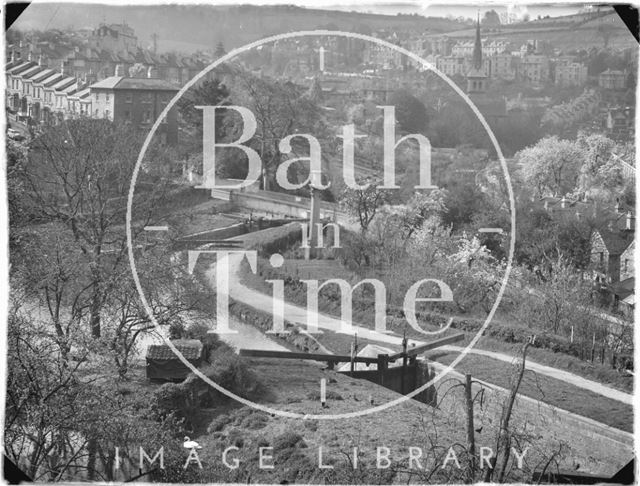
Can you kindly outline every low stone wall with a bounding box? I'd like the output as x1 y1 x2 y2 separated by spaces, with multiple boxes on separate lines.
232 190 346 221
182 222 248 241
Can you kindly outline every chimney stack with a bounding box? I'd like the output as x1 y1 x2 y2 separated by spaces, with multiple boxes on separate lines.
626 211 633 230
561 196 567 209
38 54 43 67
10 50 15 63
27 51 32 62
115 64 124 76
147 65 158 78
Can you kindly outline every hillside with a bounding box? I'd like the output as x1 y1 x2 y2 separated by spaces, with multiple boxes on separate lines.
430 10 636 50
12 3 466 53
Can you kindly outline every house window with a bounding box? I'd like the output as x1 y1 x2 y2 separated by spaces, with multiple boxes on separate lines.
143 110 151 123
106 93 110 103
142 93 152 104
125 93 133 103
124 110 130 120
624 259 628 273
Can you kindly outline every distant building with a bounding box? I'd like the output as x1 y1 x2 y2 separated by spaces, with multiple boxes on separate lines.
554 59 588 87
5 55 84 124
620 240 634 282
598 69 627 90
491 53 518 80
539 194 633 313
590 209 634 284
518 54 550 84
90 23 138 54
466 19 489 94
89 72 179 144
428 35 455 56
452 38 507 57
435 55 467 77
465 18 507 123
605 106 635 140
363 42 404 70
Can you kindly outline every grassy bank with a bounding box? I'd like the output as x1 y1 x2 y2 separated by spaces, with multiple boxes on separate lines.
238 257 632 393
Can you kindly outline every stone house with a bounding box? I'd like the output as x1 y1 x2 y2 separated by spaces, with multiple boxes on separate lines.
590 213 634 284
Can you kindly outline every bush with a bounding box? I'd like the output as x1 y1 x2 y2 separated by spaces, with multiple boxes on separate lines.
303 420 318 431
241 412 269 430
207 413 232 433
152 382 189 420
254 436 270 448
184 321 224 363
201 349 263 400
226 427 245 448
168 321 185 339
272 431 304 451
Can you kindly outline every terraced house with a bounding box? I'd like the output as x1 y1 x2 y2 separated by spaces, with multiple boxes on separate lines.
89 69 178 144
6 56 178 144
6 53 82 124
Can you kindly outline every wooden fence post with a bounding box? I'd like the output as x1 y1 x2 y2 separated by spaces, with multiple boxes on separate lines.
377 354 389 386
465 374 476 482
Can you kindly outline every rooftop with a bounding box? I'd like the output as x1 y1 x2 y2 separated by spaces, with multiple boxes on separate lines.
90 76 178 91
146 339 203 361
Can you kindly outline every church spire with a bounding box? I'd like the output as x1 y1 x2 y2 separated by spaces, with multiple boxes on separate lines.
472 12 482 70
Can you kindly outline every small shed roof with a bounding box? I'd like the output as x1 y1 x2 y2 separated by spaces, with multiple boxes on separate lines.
146 339 203 360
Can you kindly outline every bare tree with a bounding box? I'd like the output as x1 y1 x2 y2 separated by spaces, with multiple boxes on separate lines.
225 68 328 190
484 335 535 482
20 119 170 338
339 179 390 233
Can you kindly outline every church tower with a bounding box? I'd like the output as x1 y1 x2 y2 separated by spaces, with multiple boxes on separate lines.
466 14 488 94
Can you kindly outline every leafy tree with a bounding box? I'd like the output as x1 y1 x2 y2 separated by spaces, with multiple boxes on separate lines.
177 77 230 143
511 257 596 338
103 245 205 378
441 181 488 230
482 9 501 26
517 136 582 197
575 132 625 203
511 197 592 274
444 234 503 313
388 89 428 134
339 179 390 233
225 69 327 190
